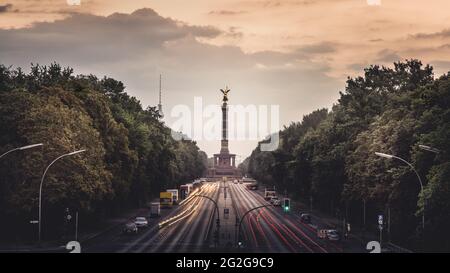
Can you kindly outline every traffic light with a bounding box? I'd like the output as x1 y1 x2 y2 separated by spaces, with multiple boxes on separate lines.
283 198 290 212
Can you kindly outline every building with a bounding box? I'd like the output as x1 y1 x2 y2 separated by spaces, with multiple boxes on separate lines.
207 87 242 179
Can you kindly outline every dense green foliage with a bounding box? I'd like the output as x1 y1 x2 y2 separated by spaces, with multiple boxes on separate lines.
0 63 207 241
244 60 450 251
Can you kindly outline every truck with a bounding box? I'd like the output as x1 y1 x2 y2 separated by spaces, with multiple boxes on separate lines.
150 202 160 217
160 192 173 209
246 182 258 190
166 189 179 205
192 181 203 190
180 184 193 199
264 189 276 200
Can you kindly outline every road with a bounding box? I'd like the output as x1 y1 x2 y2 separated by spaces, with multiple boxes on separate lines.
84 183 219 253
83 181 364 253
230 182 344 253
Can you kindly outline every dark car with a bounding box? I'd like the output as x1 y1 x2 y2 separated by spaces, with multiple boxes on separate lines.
300 213 311 224
123 223 138 235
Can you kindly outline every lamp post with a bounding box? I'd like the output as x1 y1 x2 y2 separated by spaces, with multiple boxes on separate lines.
418 145 440 154
0 143 43 159
38 149 86 244
237 204 273 247
375 152 425 232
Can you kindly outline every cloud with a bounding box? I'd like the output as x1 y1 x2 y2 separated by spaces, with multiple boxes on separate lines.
410 28 450 40
0 8 222 63
297 42 337 54
347 62 367 72
244 0 318 8
208 10 247 16
374 49 401 63
0 3 13 13
0 7 341 158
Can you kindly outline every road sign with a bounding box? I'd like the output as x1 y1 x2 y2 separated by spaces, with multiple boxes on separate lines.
378 215 383 225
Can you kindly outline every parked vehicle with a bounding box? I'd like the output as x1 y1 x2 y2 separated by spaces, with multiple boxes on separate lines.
134 217 148 228
150 202 160 217
180 184 193 199
300 213 311 224
317 229 327 239
326 229 341 241
270 196 281 206
123 223 138 234
192 181 203 190
160 192 174 208
264 189 276 200
166 189 179 205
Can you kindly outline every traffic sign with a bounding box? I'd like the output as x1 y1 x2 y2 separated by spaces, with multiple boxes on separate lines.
30 220 39 224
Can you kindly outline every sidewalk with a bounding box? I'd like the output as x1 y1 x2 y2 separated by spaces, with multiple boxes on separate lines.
79 206 152 244
291 198 412 253
0 200 158 252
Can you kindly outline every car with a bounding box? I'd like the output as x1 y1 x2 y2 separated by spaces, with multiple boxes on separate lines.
326 229 340 241
123 223 138 234
134 217 148 228
270 197 281 206
300 213 311 224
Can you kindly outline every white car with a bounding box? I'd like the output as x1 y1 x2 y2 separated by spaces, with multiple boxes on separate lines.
326 229 340 241
270 197 281 206
134 217 148 228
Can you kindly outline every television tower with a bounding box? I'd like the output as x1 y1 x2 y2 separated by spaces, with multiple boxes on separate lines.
158 74 164 119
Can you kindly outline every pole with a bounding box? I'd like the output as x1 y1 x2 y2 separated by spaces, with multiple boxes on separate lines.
75 211 79 241
393 156 425 232
375 152 425 243
237 204 273 247
363 199 366 229
388 207 391 243
38 150 86 244
194 194 220 246
379 227 382 249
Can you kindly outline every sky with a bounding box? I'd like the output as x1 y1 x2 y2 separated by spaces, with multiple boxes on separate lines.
1 0 450 160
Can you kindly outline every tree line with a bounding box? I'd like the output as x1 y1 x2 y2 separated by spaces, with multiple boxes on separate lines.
0 63 207 241
243 60 450 251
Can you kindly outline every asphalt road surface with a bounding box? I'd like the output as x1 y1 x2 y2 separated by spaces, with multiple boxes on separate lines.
83 181 363 253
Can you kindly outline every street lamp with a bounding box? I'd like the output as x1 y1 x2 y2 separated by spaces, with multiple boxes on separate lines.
236 204 273 247
375 152 425 231
418 145 440 154
38 149 86 244
0 143 43 159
